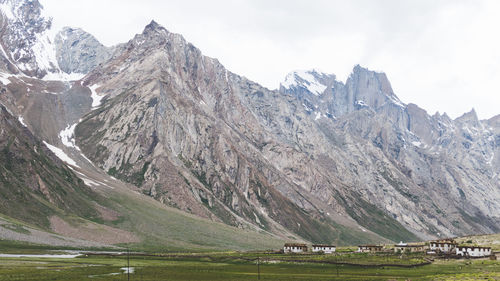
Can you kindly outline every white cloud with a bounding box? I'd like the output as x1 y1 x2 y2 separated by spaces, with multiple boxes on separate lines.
42 0 500 119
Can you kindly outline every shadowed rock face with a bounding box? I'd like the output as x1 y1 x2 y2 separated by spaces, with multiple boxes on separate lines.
1 0 499 245
0 105 101 228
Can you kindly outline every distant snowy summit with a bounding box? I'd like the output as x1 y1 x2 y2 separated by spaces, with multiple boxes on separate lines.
280 69 334 96
279 65 406 120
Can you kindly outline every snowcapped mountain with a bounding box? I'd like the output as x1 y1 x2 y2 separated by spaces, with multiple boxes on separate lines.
280 65 406 121
280 69 333 96
0 0 111 81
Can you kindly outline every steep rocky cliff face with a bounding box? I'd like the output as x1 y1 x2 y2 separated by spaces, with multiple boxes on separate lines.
74 22 422 244
54 27 113 75
74 22 402 245
76 22 500 242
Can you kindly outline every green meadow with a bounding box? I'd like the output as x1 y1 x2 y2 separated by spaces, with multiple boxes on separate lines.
0 251 498 280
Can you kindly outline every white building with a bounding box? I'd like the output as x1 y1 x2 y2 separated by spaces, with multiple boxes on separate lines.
456 246 492 257
357 245 384 253
283 243 308 253
312 244 336 254
429 239 457 253
394 242 426 253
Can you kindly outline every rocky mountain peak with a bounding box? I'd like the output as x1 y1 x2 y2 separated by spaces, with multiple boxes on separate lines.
347 65 400 104
345 66 404 116
144 20 162 31
124 20 191 56
455 108 480 126
458 108 478 119
54 26 112 75
351 64 364 74
441 112 451 121
429 111 453 124
279 65 407 121
141 19 173 40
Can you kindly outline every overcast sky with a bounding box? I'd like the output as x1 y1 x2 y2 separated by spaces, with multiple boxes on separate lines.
43 0 500 119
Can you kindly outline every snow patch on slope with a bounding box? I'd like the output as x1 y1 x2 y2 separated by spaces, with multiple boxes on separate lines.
281 70 327 96
388 95 405 108
42 71 85 81
59 123 97 166
314 111 322 120
18 116 26 127
59 123 80 150
411 141 422 147
89 84 105 107
0 2 15 20
0 73 11 85
43 141 79 167
302 103 313 112
33 28 84 81
71 170 112 188
0 43 13 64
30 27 59 74
356 100 368 107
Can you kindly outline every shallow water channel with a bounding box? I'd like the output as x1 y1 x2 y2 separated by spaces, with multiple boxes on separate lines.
0 253 81 258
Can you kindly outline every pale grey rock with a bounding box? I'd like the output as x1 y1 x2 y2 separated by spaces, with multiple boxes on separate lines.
75 21 400 244
54 27 113 75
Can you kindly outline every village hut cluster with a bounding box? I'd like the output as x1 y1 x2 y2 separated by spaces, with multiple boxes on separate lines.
428 239 492 257
282 238 493 258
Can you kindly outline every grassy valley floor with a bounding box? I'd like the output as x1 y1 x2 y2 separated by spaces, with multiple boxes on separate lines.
0 251 498 280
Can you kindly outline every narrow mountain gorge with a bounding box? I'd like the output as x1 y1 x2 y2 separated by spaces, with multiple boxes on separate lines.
0 0 498 248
